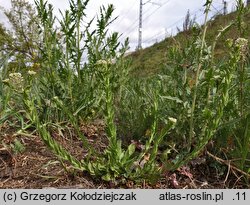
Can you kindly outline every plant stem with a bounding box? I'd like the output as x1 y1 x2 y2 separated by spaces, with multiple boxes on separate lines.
207 23 233 104
76 0 82 81
239 63 243 117
188 1 212 150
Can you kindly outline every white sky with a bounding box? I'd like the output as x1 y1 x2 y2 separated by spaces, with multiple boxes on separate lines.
0 0 244 50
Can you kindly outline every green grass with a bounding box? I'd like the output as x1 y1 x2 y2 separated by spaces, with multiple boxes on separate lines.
1 0 250 186
129 8 250 77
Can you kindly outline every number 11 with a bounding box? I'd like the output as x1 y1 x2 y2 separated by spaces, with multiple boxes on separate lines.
236 192 246 200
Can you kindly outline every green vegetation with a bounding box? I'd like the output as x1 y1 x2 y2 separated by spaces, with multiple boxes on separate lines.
0 0 249 187
129 5 250 77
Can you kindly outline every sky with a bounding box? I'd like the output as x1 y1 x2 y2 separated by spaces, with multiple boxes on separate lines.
0 0 245 51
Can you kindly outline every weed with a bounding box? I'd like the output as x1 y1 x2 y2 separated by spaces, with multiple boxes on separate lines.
0 0 249 185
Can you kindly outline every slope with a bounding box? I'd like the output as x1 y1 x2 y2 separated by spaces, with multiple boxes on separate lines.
128 9 250 77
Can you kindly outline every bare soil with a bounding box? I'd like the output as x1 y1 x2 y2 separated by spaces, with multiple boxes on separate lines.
0 121 249 189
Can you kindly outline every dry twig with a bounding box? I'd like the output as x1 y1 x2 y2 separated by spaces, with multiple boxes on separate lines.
207 151 250 178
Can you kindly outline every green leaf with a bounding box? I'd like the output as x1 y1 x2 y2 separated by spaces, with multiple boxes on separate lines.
87 162 94 175
127 144 136 156
102 173 112 181
161 96 183 104
122 144 136 163
115 140 123 160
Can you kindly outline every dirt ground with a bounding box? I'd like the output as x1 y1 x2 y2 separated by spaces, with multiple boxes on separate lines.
0 121 249 189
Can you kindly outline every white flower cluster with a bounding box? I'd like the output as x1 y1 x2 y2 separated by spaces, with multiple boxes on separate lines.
96 59 113 66
168 117 177 124
95 59 113 73
28 70 37 75
235 38 248 61
96 59 108 66
3 72 24 90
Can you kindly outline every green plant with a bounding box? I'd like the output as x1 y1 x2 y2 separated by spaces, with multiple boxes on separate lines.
20 0 178 183
152 0 250 172
233 114 250 172
10 139 25 154
116 78 159 142
1 0 249 186
0 0 39 65
83 51 176 183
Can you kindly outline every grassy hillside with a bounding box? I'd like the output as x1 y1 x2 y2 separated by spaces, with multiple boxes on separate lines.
129 9 250 77
1 0 250 188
